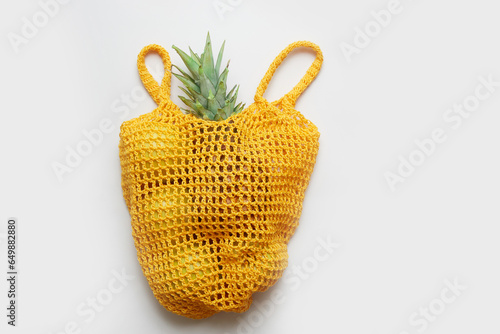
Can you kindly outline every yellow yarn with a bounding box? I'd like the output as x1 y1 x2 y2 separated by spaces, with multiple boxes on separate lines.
119 41 323 319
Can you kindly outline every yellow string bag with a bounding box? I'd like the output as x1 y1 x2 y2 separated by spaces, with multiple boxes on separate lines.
119 40 323 319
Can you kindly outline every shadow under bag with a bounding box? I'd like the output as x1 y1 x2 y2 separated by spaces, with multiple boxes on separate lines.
119 40 323 319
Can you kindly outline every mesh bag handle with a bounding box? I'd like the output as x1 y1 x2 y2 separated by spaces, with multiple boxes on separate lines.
137 44 172 105
255 41 323 107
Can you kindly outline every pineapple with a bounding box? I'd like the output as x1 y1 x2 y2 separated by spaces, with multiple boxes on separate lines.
168 34 272 283
172 33 245 121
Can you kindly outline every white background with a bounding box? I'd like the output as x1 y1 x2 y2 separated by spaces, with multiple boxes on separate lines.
1 0 500 333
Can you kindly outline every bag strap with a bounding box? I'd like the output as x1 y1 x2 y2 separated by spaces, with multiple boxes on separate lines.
255 41 323 107
137 44 172 105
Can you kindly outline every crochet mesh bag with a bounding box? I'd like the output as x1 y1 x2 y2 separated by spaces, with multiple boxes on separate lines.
119 40 323 319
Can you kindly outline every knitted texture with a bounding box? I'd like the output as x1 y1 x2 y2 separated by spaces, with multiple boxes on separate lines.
119 41 323 319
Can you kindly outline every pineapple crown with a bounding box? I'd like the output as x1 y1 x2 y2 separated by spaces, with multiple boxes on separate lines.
172 33 245 121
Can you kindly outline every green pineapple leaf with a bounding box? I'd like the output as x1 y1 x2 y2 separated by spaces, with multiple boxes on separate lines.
215 40 225 75
189 47 202 65
202 33 217 87
172 65 196 84
215 68 229 106
173 73 200 94
198 66 216 99
172 45 200 79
